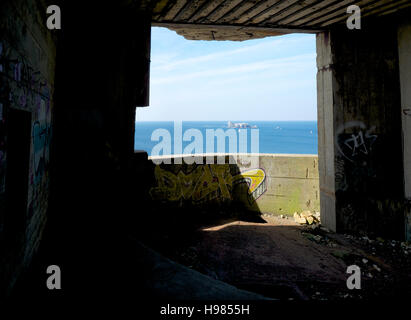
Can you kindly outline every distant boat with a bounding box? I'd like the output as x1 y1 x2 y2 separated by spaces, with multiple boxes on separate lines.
310 130 313 134
227 121 257 129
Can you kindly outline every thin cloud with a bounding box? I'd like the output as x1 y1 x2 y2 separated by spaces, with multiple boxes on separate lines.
142 28 317 121
151 36 313 72
152 53 316 85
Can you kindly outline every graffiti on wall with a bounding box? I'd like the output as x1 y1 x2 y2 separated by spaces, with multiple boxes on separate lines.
335 121 379 191
150 164 267 206
0 40 53 218
336 121 378 163
29 96 52 219
32 100 51 185
234 168 266 202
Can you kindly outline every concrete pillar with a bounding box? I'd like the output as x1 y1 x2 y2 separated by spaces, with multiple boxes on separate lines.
316 18 405 239
316 32 336 232
398 19 411 241
50 3 152 247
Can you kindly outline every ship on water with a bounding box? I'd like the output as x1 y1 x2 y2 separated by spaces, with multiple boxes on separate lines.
227 121 257 129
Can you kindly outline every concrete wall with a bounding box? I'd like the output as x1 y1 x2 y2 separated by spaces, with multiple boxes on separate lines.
0 0 56 294
147 154 320 216
317 14 407 239
398 19 411 241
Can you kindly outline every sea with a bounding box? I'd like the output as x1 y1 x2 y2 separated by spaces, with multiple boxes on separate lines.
134 121 318 156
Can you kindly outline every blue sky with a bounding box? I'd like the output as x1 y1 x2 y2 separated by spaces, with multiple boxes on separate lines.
137 27 317 121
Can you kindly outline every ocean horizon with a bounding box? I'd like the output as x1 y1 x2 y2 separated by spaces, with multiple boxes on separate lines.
134 121 318 156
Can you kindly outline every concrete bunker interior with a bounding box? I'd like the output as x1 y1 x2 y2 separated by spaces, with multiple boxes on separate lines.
1 0 411 302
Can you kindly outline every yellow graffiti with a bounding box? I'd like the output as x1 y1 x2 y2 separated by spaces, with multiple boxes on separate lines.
233 168 266 197
150 165 266 204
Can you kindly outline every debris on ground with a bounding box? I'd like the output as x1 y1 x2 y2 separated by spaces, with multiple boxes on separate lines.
142 213 411 301
293 210 320 225
302 232 323 243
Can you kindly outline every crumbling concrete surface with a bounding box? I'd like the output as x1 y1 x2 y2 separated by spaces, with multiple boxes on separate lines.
143 215 411 300
152 23 284 41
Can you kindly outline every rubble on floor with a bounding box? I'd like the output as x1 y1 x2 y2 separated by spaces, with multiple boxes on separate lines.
141 213 411 300
300 225 411 299
293 210 320 225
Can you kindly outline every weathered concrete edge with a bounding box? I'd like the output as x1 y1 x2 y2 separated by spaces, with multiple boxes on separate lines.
134 239 272 300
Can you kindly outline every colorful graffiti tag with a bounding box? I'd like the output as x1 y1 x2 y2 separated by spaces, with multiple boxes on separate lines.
233 168 266 202
150 164 267 205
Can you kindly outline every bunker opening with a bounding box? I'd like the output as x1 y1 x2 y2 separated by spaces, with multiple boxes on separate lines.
132 26 324 299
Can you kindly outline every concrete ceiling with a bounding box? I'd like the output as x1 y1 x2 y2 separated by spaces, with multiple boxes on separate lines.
146 0 411 40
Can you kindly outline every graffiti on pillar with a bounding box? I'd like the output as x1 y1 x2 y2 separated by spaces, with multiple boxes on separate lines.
334 120 405 236
335 121 379 193
336 121 378 163
150 164 267 206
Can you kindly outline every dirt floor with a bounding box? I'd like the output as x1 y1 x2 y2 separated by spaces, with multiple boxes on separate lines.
141 213 411 300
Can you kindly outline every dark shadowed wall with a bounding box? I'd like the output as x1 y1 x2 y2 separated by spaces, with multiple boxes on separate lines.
0 0 56 294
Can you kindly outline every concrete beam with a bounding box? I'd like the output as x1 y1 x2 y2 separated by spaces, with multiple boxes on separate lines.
152 22 321 41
